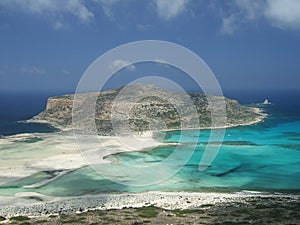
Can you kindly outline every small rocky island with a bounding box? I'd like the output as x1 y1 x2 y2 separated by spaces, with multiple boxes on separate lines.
33 84 264 135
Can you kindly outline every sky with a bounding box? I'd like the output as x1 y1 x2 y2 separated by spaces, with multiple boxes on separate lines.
0 0 300 95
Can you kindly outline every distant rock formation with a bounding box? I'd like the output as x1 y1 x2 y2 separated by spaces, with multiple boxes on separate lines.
262 99 271 105
32 84 264 135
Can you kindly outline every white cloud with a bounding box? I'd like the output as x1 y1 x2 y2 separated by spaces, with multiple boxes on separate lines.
93 0 121 19
0 0 94 24
265 0 300 30
110 59 136 72
221 14 239 36
220 0 264 35
66 0 94 23
53 21 64 30
154 0 190 20
20 66 45 74
222 0 300 35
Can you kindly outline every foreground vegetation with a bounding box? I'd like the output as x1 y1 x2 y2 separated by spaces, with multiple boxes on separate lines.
1 197 299 224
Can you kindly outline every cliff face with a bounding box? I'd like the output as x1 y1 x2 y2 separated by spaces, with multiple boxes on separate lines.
35 95 74 125
46 96 73 111
33 84 262 135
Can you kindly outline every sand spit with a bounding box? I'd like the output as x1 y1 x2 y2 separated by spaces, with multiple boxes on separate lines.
0 131 162 185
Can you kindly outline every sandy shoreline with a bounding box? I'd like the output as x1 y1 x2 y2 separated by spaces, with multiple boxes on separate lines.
0 191 299 218
0 131 162 185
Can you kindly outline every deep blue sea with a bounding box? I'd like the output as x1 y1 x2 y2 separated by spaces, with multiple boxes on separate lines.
0 92 61 136
0 89 300 196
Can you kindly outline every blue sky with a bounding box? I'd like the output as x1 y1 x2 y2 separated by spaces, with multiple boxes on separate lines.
0 0 300 94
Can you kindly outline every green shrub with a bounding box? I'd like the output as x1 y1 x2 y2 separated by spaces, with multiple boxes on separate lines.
10 216 30 221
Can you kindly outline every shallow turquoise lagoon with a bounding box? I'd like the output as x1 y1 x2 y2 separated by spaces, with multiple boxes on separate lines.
1 104 300 196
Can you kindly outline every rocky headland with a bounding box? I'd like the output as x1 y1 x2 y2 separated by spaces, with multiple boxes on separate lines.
32 84 265 135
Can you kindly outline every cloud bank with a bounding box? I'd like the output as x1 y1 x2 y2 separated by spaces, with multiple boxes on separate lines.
264 0 300 30
0 0 94 23
1 0 300 33
221 0 300 35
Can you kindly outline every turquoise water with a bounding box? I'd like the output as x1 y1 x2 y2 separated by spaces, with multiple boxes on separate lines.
1 104 300 196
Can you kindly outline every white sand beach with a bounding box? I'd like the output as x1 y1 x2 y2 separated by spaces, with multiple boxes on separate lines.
0 131 162 185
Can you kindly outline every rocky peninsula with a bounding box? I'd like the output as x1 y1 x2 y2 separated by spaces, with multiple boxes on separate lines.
32 84 265 134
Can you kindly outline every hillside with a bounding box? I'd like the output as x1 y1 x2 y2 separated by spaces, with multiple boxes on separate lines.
32 84 264 135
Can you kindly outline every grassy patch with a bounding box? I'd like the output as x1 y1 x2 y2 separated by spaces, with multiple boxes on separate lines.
97 210 107 216
235 208 251 214
59 214 69 220
135 206 159 218
10 216 30 221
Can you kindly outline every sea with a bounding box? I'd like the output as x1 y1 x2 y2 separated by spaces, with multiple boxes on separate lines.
0 89 300 197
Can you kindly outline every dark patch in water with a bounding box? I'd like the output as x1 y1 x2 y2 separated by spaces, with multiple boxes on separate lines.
212 165 241 177
199 141 259 146
144 160 162 163
289 137 300 141
281 132 300 137
275 144 300 151
0 185 21 189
